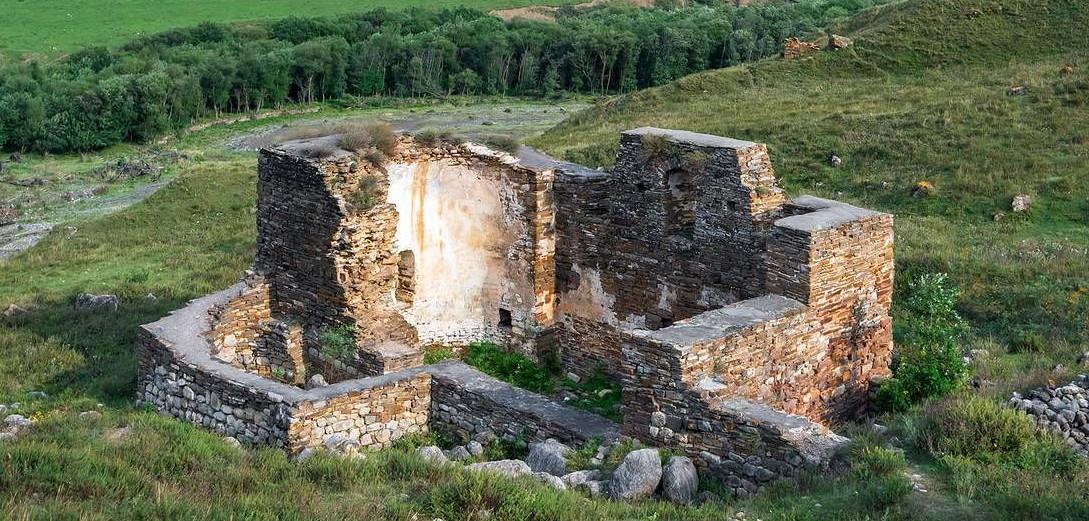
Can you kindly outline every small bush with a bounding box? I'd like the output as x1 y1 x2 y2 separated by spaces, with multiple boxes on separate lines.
483 134 521 154
303 144 338 159
337 122 397 164
919 395 1035 460
415 128 464 147
423 346 457 365
463 342 553 394
1009 329 1047 353
346 175 380 212
852 445 908 480
879 273 969 411
641 133 672 159
318 325 357 363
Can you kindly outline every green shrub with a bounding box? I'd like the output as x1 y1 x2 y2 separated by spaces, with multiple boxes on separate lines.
1010 329 1047 354
482 134 521 154
318 325 357 363
463 342 553 394
346 175 380 212
852 444 908 480
919 395 1035 461
414 128 464 147
423 346 457 365
879 273 969 411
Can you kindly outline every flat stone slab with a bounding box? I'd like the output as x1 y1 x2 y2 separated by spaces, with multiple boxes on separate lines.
636 295 806 348
775 195 885 232
623 127 757 150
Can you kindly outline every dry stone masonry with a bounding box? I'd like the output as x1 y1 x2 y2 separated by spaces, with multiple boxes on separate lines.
1010 375 1089 456
137 127 894 496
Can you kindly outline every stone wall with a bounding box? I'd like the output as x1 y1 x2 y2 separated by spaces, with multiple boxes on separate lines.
619 319 848 496
552 129 791 380
207 274 271 363
430 361 620 445
287 372 431 453
138 285 618 454
1009 375 1089 457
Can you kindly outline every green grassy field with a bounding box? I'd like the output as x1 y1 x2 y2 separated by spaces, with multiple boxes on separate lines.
0 0 578 56
2 0 1089 519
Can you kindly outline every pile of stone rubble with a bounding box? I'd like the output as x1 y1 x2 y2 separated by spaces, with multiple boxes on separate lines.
415 437 711 505
1008 374 1089 456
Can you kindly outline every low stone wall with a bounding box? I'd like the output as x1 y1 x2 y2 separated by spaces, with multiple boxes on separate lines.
138 285 618 454
430 361 620 445
1010 375 1089 456
619 301 849 496
207 274 271 362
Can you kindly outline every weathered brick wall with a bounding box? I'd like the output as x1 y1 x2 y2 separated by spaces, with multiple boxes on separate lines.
256 141 415 348
619 328 847 497
766 196 895 418
287 372 431 453
552 129 790 379
208 275 271 362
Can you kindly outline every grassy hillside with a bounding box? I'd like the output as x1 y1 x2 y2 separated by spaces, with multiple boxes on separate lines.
0 0 579 56
1 0 1088 519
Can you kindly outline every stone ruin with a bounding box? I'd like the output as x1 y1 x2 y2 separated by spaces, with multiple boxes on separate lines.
137 127 895 496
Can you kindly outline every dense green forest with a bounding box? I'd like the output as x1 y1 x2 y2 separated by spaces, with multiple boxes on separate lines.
0 1 889 154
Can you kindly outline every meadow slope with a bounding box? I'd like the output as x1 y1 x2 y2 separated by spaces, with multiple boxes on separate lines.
0 0 579 56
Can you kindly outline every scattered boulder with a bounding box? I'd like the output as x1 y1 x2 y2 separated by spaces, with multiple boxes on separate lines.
466 459 532 478
4 414 32 429
607 448 662 501
532 471 567 490
827 153 843 168
695 490 719 506
661 455 699 505
295 447 318 462
828 34 852 50
561 469 602 489
526 438 571 476
1011 194 1032 213
2 304 29 318
305 374 328 389
75 293 119 312
223 436 242 449
1007 85 1027 96
466 440 484 456
417 445 449 465
8 153 22 163
78 410 102 421
1060 63 1075 78
448 445 471 461
0 207 20 226
27 391 47 399
1077 352 1089 367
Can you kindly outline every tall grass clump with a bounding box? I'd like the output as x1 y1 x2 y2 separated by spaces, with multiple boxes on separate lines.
337 122 397 164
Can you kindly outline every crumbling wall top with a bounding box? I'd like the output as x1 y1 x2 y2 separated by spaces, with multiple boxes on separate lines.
776 195 887 232
622 127 759 150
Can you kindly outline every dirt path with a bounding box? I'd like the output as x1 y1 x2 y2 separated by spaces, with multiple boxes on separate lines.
491 0 657 22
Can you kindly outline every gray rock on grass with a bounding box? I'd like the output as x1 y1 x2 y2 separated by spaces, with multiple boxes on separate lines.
661 455 698 504
608 448 662 501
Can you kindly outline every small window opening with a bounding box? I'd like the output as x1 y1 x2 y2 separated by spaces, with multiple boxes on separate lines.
498 308 513 328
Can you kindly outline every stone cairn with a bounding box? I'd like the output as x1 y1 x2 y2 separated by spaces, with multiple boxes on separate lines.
1008 375 1089 456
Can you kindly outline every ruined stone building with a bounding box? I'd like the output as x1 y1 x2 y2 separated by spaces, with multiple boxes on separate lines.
138 127 894 495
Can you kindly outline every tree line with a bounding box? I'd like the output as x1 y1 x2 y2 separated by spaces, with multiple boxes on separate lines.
0 0 889 153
